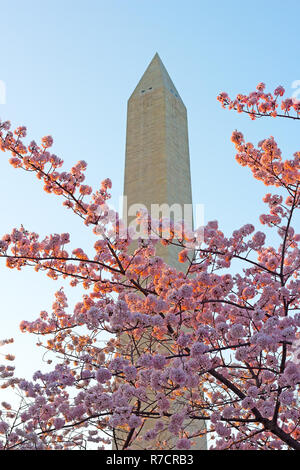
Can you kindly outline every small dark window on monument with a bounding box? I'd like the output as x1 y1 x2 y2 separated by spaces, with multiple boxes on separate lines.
148 87 152 90
141 89 145 93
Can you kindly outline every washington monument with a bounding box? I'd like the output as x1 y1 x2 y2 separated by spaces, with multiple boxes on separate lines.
124 53 194 268
122 53 206 450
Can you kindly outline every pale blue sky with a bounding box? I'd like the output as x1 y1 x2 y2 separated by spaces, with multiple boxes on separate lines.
0 0 299 382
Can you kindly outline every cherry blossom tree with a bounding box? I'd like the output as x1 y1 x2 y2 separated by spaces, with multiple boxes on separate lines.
0 82 299 450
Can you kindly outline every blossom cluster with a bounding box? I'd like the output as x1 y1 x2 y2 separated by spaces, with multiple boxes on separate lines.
0 104 299 451
217 83 300 120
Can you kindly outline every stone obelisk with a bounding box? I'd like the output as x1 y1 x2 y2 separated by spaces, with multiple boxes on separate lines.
122 53 206 450
124 53 193 268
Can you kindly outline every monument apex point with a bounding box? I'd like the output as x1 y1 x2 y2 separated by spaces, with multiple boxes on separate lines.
129 53 183 104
